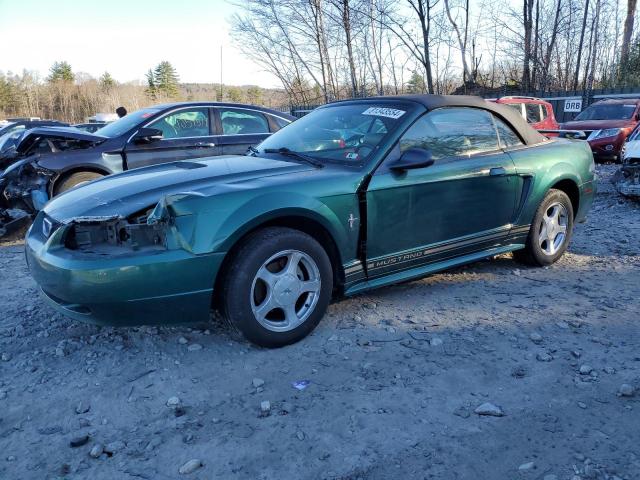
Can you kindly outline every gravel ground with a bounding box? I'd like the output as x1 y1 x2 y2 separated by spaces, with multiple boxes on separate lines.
0 165 639 480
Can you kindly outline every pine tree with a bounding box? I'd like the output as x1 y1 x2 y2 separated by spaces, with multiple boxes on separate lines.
48 61 74 83
246 86 263 105
153 61 179 98
406 71 426 94
145 69 157 99
0 74 19 112
227 86 243 103
100 72 116 90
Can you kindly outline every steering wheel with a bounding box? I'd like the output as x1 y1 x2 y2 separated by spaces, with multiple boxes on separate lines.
343 133 365 147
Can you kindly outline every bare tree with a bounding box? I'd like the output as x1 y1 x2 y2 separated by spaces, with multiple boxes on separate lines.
573 0 590 90
444 0 472 83
586 0 602 93
620 0 638 74
522 0 534 90
330 0 360 95
372 0 438 93
539 0 563 92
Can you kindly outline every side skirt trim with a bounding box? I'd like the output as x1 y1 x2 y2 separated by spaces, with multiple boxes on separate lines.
344 244 523 296
365 225 511 274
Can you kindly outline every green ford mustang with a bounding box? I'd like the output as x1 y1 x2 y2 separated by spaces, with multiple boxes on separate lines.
25 95 596 347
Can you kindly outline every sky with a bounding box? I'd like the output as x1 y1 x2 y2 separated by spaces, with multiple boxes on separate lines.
0 0 281 87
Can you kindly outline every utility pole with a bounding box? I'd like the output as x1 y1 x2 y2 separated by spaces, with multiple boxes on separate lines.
220 46 223 100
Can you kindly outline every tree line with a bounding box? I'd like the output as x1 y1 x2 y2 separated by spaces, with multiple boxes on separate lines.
0 61 286 123
231 0 640 103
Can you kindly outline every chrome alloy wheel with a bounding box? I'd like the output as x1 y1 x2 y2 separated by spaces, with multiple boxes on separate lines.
538 202 569 256
250 250 321 332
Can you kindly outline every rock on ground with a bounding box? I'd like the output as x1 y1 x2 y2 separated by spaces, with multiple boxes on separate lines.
179 459 203 475
474 402 505 417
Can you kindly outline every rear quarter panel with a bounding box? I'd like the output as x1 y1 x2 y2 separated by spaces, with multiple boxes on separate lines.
507 138 595 226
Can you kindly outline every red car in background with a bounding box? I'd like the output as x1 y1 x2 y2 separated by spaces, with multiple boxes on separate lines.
494 96 560 131
561 98 640 161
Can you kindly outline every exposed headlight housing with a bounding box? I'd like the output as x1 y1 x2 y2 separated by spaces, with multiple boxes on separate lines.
62 209 167 253
587 128 622 141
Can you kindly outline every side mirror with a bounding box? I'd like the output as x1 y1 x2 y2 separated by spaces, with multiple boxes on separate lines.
132 127 163 144
635 113 640 121
390 148 434 171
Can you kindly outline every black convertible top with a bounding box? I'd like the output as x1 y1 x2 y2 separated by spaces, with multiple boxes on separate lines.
335 94 547 146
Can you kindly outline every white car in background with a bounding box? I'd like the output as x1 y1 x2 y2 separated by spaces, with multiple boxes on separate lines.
623 125 640 162
615 124 640 198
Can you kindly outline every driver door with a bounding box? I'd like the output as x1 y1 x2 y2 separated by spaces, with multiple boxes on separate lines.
365 107 520 278
124 107 221 170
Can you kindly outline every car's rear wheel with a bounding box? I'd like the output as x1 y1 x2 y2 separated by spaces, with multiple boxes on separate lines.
54 171 104 195
513 189 574 266
221 227 333 347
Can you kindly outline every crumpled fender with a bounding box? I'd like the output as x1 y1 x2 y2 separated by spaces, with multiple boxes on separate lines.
149 190 352 258
215 192 349 253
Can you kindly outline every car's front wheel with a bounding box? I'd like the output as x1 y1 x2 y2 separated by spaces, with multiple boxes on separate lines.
221 227 333 347
513 188 574 266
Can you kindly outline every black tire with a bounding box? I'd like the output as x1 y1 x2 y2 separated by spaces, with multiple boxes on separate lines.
513 188 574 266
221 227 333 347
617 143 627 163
54 171 104 196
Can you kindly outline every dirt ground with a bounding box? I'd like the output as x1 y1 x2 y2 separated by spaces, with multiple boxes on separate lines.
0 164 638 480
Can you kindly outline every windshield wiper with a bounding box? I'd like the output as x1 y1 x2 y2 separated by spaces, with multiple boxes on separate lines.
263 147 324 168
246 145 259 156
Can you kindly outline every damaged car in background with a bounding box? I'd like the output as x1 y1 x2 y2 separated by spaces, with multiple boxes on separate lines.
1 128 106 209
612 124 640 198
0 102 294 236
26 94 596 347
0 128 105 235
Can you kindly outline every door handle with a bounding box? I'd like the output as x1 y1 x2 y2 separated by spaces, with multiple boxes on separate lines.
489 167 506 176
194 142 216 148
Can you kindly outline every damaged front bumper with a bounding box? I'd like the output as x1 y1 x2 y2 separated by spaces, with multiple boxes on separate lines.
0 158 53 236
1 158 53 211
0 208 31 237
25 209 224 326
612 161 640 198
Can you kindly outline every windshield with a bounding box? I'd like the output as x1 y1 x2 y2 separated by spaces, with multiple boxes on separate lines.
575 103 637 121
0 122 25 136
0 129 25 152
257 104 411 164
0 122 15 134
95 108 161 138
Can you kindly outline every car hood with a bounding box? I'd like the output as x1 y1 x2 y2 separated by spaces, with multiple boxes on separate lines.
15 127 106 154
560 119 633 131
44 155 316 220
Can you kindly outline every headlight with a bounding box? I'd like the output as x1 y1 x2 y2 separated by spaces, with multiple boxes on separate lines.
587 128 621 141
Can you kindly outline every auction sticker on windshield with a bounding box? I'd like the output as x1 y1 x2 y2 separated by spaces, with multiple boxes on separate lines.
362 107 406 119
